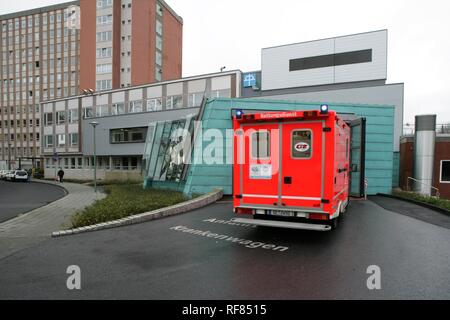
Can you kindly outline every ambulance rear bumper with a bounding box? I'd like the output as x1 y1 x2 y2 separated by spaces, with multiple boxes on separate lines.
231 218 332 232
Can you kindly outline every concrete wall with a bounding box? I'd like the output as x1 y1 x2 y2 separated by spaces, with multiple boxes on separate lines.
262 30 387 90
183 98 395 196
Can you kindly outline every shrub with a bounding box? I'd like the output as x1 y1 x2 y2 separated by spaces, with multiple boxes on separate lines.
71 185 188 228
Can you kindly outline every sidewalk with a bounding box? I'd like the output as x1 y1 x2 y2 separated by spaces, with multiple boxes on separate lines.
370 195 450 230
0 180 105 260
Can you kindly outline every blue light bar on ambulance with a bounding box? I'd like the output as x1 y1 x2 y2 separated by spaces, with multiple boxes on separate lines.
236 109 244 119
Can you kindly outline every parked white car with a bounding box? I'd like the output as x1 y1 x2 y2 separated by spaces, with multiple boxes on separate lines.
0 169 8 179
5 170 28 182
13 170 29 182
5 170 15 181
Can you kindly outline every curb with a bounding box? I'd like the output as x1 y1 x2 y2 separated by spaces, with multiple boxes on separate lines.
376 193 450 216
31 179 69 196
51 189 224 238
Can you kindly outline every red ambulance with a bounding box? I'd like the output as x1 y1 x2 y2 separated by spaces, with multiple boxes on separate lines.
232 106 350 231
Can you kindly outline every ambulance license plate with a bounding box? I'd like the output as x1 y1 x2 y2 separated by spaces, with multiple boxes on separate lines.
268 210 295 217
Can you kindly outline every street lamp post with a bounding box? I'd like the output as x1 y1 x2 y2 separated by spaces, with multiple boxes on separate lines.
90 121 99 193
8 143 11 170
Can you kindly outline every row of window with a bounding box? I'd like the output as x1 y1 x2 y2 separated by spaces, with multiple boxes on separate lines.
251 130 315 160
110 127 147 144
2 71 76 87
1 11 69 31
96 79 112 91
97 14 113 26
44 110 78 126
2 133 40 141
155 6 164 82
2 58 77 76
96 63 112 74
0 147 40 158
0 86 77 102
97 0 113 9
1 28 76 46
96 47 112 59
96 31 112 43
1 105 40 114
0 119 40 128
44 156 141 171
79 94 206 120
44 133 78 148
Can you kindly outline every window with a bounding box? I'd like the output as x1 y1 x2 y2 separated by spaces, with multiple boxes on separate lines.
83 107 93 119
155 51 162 66
96 47 112 58
189 93 203 108
96 105 109 117
289 49 373 72
97 15 113 25
155 66 162 82
57 111 66 124
156 3 163 16
156 20 162 35
166 95 182 110
251 131 270 159
45 135 53 147
112 103 125 115
440 161 450 183
96 31 112 42
96 80 112 91
156 35 163 51
292 130 312 159
68 109 78 123
110 127 148 144
70 133 78 146
147 98 162 112
44 112 53 126
96 63 112 74
57 134 66 147
211 89 231 98
129 100 143 113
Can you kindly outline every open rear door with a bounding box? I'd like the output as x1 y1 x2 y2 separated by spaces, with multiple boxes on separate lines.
348 118 366 198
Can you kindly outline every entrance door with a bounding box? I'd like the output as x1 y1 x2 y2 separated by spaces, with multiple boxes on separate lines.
281 122 324 208
348 118 366 197
241 124 280 206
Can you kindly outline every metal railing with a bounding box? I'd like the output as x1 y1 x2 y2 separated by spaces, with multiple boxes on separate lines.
403 124 450 136
407 177 440 198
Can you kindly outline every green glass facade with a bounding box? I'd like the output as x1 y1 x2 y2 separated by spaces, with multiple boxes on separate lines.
143 98 396 196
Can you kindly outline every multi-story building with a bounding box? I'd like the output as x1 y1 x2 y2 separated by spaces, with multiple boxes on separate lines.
41 70 241 181
0 2 79 169
79 0 182 92
0 0 182 169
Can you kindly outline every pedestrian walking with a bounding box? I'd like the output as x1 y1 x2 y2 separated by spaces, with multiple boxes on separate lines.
57 168 65 183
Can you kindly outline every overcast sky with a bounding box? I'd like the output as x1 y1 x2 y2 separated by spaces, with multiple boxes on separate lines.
2 0 450 123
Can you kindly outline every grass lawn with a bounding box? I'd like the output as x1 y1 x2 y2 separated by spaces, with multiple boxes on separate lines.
71 184 188 228
393 190 450 211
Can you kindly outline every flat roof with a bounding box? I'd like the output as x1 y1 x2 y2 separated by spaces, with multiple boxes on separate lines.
41 69 242 104
262 29 388 51
0 0 182 24
159 0 183 24
0 1 78 20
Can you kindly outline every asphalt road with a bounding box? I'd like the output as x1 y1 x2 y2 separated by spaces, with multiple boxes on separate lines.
0 180 66 223
0 197 449 300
